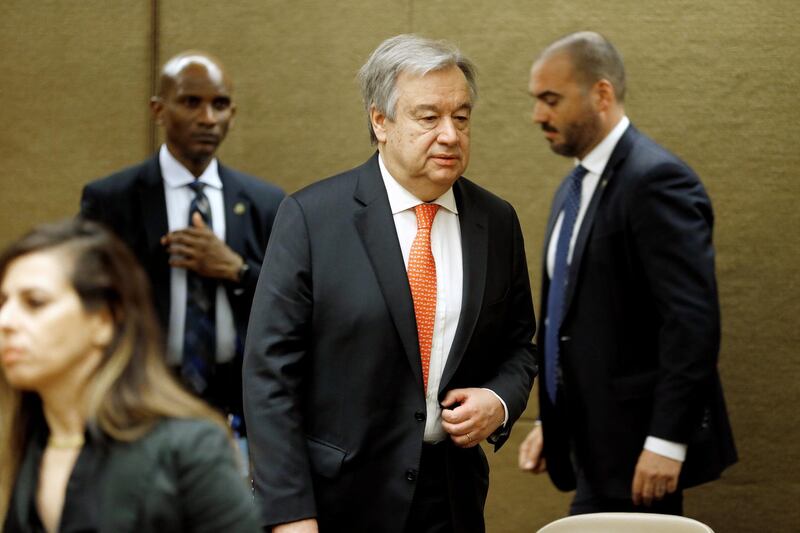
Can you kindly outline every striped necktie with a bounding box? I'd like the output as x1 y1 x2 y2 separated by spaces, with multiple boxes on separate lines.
182 181 216 395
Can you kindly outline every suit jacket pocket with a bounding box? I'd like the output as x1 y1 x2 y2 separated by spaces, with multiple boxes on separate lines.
306 436 347 479
612 370 658 401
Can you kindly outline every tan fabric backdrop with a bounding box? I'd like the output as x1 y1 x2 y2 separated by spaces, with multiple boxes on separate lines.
1 1 798 531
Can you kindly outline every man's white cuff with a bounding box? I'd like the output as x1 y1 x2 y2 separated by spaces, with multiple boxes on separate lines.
644 436 687 462
482 388 509 426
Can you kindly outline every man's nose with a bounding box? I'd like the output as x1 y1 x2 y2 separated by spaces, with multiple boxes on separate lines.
532 101 547 124
436 117 458 144
197 103 218 125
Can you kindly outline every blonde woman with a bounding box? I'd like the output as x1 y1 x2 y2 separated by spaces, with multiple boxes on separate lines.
0 219 259 532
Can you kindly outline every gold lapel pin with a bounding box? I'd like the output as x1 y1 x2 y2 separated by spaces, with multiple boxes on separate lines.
234 202 246 215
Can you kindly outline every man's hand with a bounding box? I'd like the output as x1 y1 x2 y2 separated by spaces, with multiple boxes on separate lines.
272 518 319 533
440 388 504 448
518 423 547 473
161 211 244 281
631 449 682 506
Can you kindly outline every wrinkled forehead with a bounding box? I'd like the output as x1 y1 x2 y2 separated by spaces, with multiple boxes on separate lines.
397 66 472 102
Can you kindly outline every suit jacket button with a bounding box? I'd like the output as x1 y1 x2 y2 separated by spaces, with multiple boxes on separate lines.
406 469 418 482
414 411 425 422
560 335 571 342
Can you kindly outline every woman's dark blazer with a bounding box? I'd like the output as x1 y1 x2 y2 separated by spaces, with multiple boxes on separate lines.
3 418 260 533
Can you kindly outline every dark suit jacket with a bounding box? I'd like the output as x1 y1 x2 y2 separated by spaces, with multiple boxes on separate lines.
538 125 737 498
80 155 284 415
243 154 537 532
3 418 260 533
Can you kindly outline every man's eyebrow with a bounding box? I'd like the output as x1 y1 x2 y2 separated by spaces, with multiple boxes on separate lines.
532 90 561 100
411 102 473 113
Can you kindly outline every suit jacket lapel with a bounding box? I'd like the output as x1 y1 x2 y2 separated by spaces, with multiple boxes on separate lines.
8 435 41 528
439 179 487 391
219 165 246 255
352 154 423 386
138 156 169 256
563 125 637 317
137 157 171 321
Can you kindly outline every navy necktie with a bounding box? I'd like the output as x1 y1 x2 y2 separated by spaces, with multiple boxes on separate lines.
544 165 588 405
182 181 216 395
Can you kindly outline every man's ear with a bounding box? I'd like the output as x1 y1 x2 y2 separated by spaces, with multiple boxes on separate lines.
370 105 389 143
592 79 616 112
150 96 164 125
228 102 237 130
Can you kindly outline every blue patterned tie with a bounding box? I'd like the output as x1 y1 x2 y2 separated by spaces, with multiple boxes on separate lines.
182 181 216 395
544 165 588 405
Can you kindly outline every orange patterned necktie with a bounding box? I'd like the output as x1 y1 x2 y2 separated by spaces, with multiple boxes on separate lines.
408 203 440 391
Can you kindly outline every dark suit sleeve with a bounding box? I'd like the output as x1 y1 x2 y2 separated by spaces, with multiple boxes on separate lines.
79 182 108 224
629 160 720 443
481 204 538 450
224 181 285 326
174 421 261 533
240 186 285 295
242 196 317 527
235 256 261 294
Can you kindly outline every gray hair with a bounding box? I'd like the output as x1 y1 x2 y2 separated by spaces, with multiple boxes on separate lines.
357 34 478 144
541 31 626 102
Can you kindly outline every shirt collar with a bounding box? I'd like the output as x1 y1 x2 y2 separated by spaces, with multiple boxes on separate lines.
159 144 222 190
378 153 458 215
576 115 630 175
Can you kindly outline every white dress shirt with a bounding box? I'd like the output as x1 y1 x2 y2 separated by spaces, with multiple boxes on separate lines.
544 118 687 463
378 155 507 443
160 144 237 366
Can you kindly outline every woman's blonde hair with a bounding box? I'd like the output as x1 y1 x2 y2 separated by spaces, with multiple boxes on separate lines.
0 219 226 520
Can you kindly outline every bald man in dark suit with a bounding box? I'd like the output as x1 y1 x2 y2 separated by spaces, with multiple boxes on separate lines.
81 51 283 423
519 31 736 515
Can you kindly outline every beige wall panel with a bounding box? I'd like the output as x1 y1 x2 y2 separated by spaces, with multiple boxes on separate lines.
157 0 411 191
411 1 800 531
0 1 151 246
0 0 797 532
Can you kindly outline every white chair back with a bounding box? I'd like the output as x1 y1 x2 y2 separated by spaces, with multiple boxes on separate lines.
537 512 714 533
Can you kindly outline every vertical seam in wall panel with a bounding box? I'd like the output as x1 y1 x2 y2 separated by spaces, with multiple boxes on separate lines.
148 0 160 153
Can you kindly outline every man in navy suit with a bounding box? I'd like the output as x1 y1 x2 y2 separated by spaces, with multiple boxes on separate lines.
81 51 284 423
244 35 536 533
518 32 736 515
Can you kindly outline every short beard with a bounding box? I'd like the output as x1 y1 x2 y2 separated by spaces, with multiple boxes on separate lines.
551 106 602 159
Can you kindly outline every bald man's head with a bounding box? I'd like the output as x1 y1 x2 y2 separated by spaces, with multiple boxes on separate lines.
150 51 236 177
529 32 625 159
537 31 626 102
156 51 232 98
